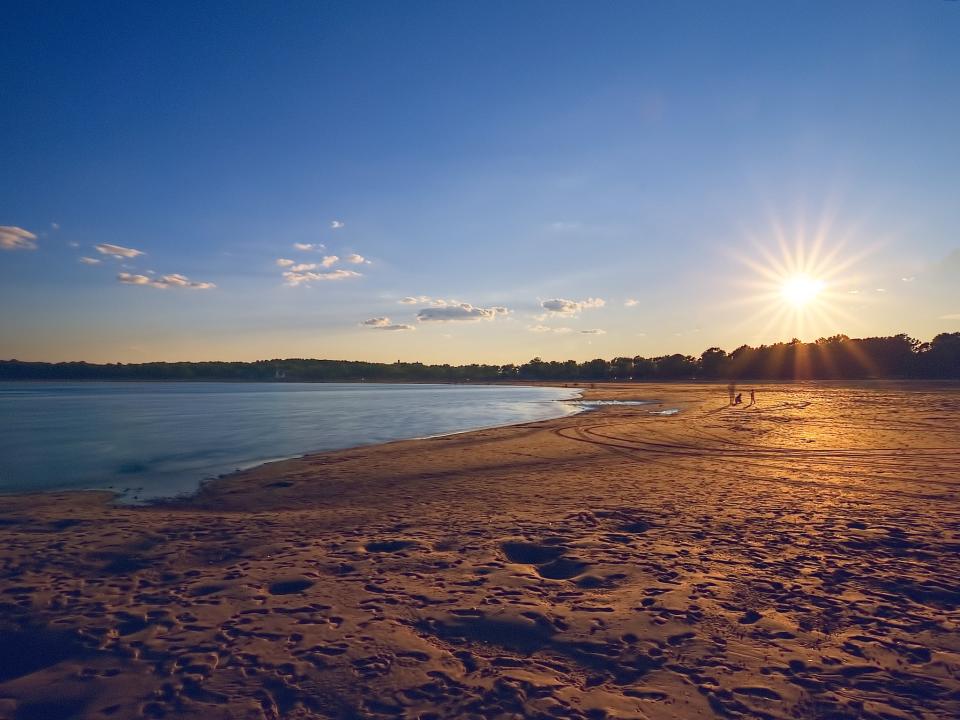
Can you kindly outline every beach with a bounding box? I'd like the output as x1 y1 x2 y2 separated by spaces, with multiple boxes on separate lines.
1 382 958 719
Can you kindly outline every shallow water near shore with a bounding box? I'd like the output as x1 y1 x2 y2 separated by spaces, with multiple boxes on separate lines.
0 382 581 501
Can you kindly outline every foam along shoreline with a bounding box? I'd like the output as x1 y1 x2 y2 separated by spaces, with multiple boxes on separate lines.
0 381 958 720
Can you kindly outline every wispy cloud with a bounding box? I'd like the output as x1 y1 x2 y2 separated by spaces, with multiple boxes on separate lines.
96 243 144 259
901 276 915 282
548 221 582 232
940 313 960 321
399 295 433 305
346 253 369 264
540 297 606 315
118 272 215 289
528 324 573 333
320 255 339 268
360 317 415 331
331 220 345 229
624 298 639 307
79 256 101 265
283 268 360 286
417 303 509 322
276 258 295 267
50 222 60 231
580 329 606 335
0 226 38 251
293 242 324 251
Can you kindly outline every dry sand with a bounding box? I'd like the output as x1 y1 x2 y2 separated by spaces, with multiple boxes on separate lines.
1 382 958 720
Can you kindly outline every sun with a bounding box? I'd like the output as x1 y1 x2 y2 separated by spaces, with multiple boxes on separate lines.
725 211 877 342
781 274 825 308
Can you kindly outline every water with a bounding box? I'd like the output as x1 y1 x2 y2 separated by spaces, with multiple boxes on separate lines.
0 382 581 501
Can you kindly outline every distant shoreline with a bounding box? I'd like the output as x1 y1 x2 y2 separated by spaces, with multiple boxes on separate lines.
2 377 958 385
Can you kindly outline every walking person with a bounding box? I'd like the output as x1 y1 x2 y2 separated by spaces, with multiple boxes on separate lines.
750 389 755 405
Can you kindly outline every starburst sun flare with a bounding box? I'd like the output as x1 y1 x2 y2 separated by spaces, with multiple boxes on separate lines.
729 219 875 342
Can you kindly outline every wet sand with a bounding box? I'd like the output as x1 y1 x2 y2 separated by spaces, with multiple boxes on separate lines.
1 382 958 719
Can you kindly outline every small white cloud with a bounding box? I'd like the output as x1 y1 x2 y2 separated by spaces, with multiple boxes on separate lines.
95 243 144 259
68 241 80 248
276 258 295 267
118 272 215 289
51 222 60 231
541 297 605 315
283 268 360 286
580 329 606 335
876 288 886 293
0 226 38 251
940 313 960 320
360 317 415 331
902 276 915 282
290 263 316 272
346 253 369 264
541 299 579 314
293 242 325 252
331 220 345 229
399 295 433 305
417 303 509 322
118 272 151 286
79 256 101 265
320 255 339 268
848 289 860 294
624 298 639 307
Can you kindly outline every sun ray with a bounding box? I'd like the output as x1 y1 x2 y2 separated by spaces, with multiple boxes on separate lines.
726 211 879 351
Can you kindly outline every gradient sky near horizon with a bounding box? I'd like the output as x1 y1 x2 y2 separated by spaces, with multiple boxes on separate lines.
2 1 959 364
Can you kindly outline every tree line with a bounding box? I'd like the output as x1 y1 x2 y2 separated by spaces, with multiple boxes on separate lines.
1 332 958 383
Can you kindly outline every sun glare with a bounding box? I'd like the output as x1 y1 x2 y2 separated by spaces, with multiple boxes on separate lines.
727 213 876 342
781 274 825 308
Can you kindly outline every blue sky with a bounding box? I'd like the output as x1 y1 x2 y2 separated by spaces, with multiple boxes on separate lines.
2 1 958 363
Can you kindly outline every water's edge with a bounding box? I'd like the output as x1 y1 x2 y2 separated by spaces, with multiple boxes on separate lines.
0 383 590 504
173 392 590 507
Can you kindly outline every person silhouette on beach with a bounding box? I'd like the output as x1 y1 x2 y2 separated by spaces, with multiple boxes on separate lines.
735 392 742 405
750 389 755 405
728 382 736 405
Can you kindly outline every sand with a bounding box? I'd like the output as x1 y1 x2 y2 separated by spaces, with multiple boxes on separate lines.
1 382 958 720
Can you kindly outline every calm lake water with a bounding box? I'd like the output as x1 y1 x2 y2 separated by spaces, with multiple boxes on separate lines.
0 382 581 501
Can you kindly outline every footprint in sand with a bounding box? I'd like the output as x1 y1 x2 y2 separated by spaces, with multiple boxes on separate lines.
537 558 589 580
365 540 415 553
500 541 563 565
500 541 590 580
267 578 314 595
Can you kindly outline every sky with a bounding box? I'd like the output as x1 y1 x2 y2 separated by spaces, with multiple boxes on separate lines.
2 1 959 364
